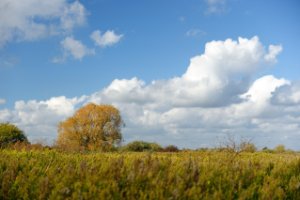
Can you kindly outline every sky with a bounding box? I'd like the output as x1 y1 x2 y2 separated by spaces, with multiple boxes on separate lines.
0 0 300 149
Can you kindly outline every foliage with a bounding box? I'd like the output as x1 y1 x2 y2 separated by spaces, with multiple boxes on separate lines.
0 123 28 148
163 145 180 152
262 146 273 153
56 103 123 152
121 141 162 152
0 150 299 199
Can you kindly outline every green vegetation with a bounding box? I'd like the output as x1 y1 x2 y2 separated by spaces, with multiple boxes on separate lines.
121 141 163 152
0 123 28 148
1 106 299 199
0 150 299 199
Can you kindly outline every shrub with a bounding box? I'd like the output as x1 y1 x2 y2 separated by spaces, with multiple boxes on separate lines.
262 147 274 153
240 142 257 153
274 145 286 153
163 145 179 152
122 141 162 152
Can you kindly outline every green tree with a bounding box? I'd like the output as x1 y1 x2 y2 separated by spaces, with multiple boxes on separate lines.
0 123 28 148
122 141 162 152
56 103 123 151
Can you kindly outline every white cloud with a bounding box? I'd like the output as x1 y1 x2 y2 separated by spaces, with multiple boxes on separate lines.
0 0 87 47
272 83 300 106
1 36 300 149
54 36 95 62
0 99 6 105
60 1 86 32
0 109 11 122
241 75 289 104
87 36 299 148
205 0 227 14
90 36 281 108
90 30 123 47
264 45 283 63
0 96 86 142
235 76 289 118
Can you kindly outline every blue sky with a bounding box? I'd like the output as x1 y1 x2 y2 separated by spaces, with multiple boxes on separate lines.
0 0 300 149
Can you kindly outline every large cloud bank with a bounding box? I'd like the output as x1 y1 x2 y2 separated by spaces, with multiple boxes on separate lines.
1 36 299 149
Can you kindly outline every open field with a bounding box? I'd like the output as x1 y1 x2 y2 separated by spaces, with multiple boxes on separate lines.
0 150 300 200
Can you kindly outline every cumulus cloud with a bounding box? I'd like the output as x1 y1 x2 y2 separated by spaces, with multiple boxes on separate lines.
90 30 123 47
53 36 95 62
241 75 289 104
272 82 300 106
0 96 86 141
89 36 281 108
264 45 283 63
1 36 299 149
0 0 87 47
86 36 297 148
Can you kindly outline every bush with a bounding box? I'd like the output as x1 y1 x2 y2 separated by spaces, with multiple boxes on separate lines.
163 145 179 152
262 147 274 153
240 142 257 153
274 145 286 153
122 141 162 152
0 123 28 148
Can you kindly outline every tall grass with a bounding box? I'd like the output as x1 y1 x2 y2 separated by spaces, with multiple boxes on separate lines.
0 150 299 199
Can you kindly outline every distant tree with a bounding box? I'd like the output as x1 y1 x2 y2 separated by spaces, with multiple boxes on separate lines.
262 146 273 153
122 141 162 152
0 123 28 148
239 142 257 153
163 145 179 152
274 144 286 153
218 134 256 153
56 103 123 151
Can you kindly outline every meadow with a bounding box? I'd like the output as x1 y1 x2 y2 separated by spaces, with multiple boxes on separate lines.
0 150 300 200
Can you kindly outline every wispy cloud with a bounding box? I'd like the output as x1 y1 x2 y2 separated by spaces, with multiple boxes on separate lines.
0 54 18 68
186 29 206 37
53 36 95 62
204 0 227 15
0 99 6 105
90 30 123 47
178 16 186 23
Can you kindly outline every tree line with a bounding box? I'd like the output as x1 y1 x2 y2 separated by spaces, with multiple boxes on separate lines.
0 103 295 153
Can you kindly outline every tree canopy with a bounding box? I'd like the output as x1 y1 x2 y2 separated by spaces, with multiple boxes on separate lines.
56 103 123 151
0 123 28 148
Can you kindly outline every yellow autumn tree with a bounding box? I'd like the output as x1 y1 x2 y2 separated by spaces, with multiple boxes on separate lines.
56 103 123 151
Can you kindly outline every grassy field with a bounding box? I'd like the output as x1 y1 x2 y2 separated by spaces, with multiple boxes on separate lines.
0 150 299 200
